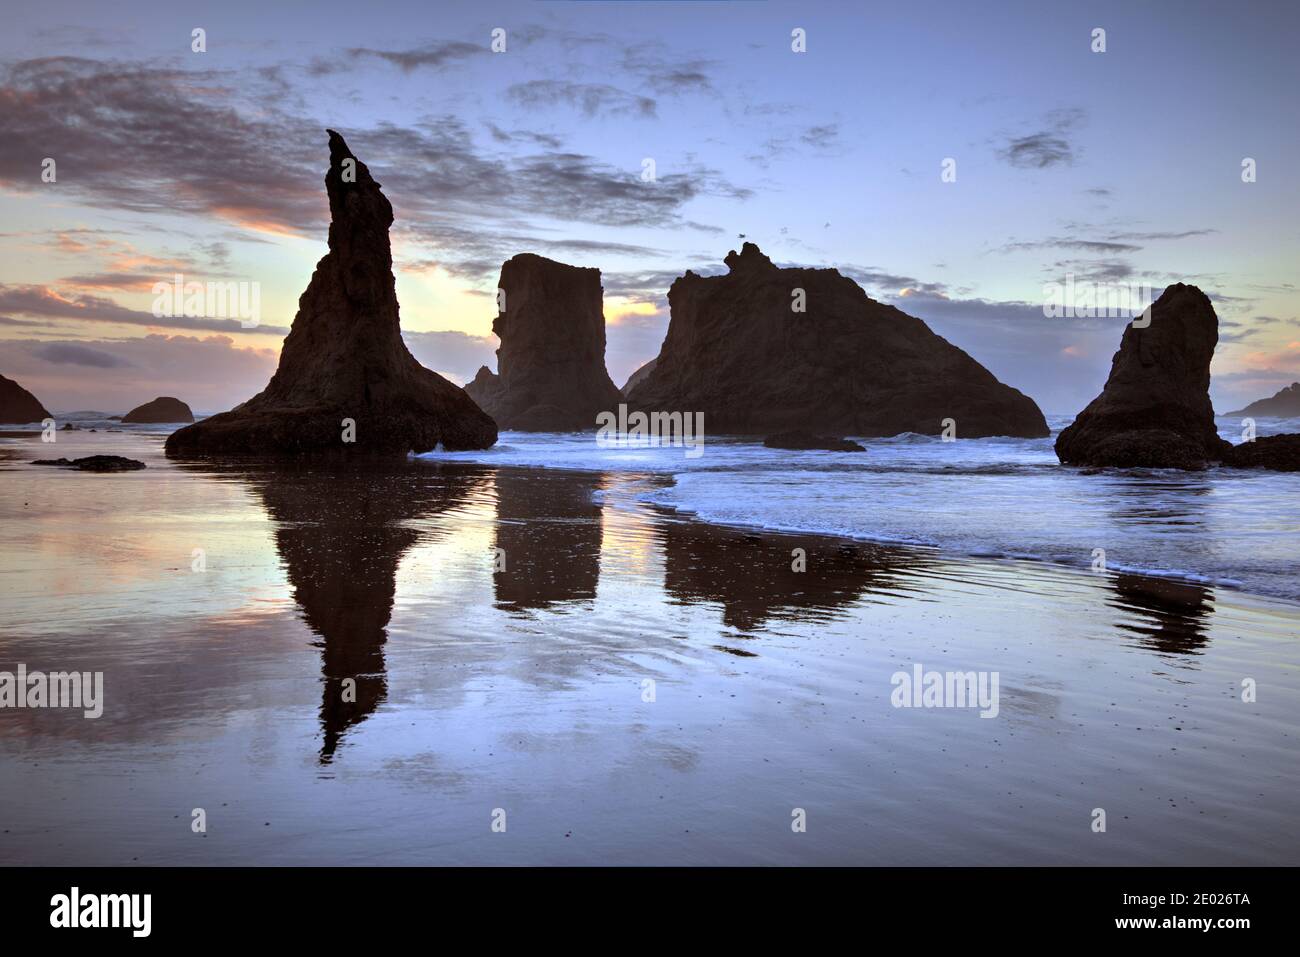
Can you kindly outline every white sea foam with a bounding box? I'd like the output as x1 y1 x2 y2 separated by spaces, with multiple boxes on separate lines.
420 415 1300 602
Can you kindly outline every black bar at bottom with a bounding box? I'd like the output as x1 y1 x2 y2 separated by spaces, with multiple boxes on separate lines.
0 866 1280 941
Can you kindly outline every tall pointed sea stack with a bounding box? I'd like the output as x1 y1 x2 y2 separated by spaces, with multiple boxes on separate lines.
624 243 1048 438
166 130 497 457
1055 283 1231 469
464 254 623 431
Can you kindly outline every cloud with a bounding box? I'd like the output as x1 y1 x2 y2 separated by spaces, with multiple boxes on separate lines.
483 123 563 149
801 124 840 148
620 40 716 95
1000 132 1074 169
31 341 132 368
505 80 657 118
1047 259 1136 282
997 108 1085 169
1 334 278 413
0 283 289 336
1106 229 1216 241
0 58 748 284
0 57 323 229
343 41 483 73
747 123 842 167
1000 238 1142 254
603 266 717 303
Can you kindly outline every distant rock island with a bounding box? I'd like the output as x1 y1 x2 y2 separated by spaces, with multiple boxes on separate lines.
624 243 1049 438
764 430 865 452
32 455 146 472
621 356 656 398
0 374 51 423
1056 283 1299 471
1227 382 1300 417
166 130 496 457
123 396 194 423
464 254 623 431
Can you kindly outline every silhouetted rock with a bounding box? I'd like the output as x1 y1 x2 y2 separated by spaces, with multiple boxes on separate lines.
764 430 865 452
1227 382 1300 417
1223 434 1300 471
1056 284 1233 470
621 357 657 397
235 462 481 761
0 374 51 423
1109 573 1213 656
32 455 145 472
659 521 923 632
625 243 1048 438
166 130 496 457
122 396 194 423
464 254 623 431
491 469 603 612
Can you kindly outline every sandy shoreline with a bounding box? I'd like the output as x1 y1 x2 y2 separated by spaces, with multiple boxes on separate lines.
1 432 1298 864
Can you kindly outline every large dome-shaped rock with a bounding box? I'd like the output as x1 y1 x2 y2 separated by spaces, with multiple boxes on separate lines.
463 254 623 431
166 131 496 457
623 243 1048 437
0 374 52 423
122 396 194 423
1055 283 1233 469
1227 382 1300 417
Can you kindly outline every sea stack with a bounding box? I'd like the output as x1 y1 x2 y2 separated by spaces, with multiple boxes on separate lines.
1055 283 1232 469
464 254 623 431
624 243 1048 438
0 374 52 423
1227 382 1300 417
165 130 497 457
123 396 194 423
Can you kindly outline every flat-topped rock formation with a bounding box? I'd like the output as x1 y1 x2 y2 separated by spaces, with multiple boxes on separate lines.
123 396 194 423
624 243 1048 438
0 374 52 423
464 254 623 431
1227 382 1300 417
1056 284 1233 469
166 130 496 457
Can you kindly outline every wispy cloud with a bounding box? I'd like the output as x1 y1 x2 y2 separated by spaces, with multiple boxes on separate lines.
0 283 289 336
343 41 483 72
506 80 657 118
997 108 1085 169
31 341 132 368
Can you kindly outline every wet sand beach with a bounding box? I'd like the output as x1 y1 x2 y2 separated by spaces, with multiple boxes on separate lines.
1 431 1298 865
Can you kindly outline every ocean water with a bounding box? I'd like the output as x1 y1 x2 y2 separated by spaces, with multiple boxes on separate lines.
23 410 1295 602
422 414 1300 603
3 424 1300 864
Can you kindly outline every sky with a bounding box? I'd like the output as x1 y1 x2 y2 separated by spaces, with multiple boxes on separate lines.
1 0 1297 415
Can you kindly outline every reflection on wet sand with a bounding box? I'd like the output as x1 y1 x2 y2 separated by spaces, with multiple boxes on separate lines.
491 469 604 613
237 462 481 762
656 516 928 632
1108 573 1213 655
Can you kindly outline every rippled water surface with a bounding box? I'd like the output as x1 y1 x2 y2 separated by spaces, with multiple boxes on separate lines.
1 425 1297 865
421 414 1300 601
